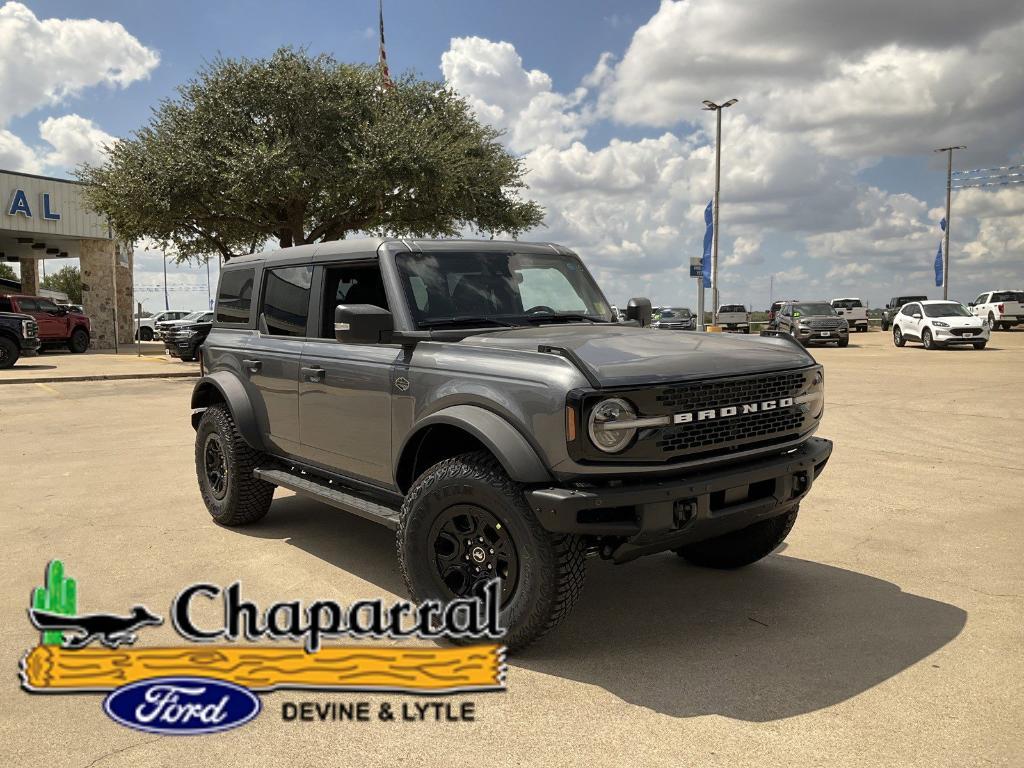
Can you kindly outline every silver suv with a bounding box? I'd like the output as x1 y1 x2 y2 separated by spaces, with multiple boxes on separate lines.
775 300 850 347
190 239 832 648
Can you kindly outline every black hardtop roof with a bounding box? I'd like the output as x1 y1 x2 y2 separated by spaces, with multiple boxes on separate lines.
222 238 576 269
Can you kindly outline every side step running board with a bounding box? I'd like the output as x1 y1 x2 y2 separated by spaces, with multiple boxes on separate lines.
253 468 401 530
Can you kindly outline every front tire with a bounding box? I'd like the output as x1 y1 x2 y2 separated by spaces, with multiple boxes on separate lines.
974 342 987 350
893 326 906 347
140 326 154 341
922 328 936 349
68 328 89 353
675 508 798 569
0 337 19 369
195 404 274 526
838 337 849 347
881 319 890 331
397 451 586 650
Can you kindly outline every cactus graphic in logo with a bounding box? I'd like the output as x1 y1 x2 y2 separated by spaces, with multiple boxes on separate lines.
31 560 76 646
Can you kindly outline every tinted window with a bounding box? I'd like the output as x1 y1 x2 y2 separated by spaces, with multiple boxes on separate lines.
216 268 255 324
901 303 919 316
261 266 313 337
832 299 863 309
720 305 745 312
923 302 970 318
18 298 39 312
0 296 11 312
792 303 835 316
37 299 60 313
991 291 1021 302
320 264 389 338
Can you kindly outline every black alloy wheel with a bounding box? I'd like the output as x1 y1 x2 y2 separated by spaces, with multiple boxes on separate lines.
428 504 520 605
203 433 229 500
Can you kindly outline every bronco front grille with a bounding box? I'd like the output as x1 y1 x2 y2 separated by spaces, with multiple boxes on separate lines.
573 367 819 464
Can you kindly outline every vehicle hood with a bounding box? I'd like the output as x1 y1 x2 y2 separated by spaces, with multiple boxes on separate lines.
0 311 34 321
938 315 986 327
456 324 815 387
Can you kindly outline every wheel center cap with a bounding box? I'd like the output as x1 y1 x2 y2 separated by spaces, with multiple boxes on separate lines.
470 547 487 564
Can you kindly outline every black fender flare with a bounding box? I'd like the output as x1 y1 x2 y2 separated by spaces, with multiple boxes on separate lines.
398 405 552 487
190 372 263 450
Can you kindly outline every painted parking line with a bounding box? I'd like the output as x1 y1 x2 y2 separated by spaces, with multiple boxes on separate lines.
34 383 62 396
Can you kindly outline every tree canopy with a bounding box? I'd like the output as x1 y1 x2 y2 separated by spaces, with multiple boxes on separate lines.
78 47 544 262
41 265 82 303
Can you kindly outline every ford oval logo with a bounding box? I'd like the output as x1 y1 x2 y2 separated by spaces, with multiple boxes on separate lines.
103 677 261 735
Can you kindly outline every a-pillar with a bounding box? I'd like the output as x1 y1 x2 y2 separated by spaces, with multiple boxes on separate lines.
80 239 134 349
19 258 40 294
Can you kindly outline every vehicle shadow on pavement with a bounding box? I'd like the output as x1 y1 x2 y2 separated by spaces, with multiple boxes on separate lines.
519 552 967 722
235 495 967 723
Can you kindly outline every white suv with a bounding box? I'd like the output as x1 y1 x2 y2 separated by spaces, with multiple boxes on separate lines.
892 300 989 350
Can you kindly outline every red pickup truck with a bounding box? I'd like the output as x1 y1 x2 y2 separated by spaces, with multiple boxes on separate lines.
0 294 91 352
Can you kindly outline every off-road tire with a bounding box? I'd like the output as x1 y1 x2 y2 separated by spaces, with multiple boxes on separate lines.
881 318 890 331
68 328 89 353
893 326 906 347
397 451 586 650
195 403 274 526
675 508 798 569
0 337 19 369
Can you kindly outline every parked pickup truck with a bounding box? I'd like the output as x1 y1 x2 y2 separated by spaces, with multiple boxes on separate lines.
969 290 1024 331
135 309 191 341
190 238 833 649
718 304 750 333
881 295 928 331
830 298 869 332
0 294 90 352
0 311 41 368
163 314 213 362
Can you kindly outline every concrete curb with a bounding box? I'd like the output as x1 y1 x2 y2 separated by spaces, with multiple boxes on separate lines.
0 371 199 385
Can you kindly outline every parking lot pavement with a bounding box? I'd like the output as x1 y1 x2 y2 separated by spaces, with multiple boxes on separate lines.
1 330 1021 767
0 343 197 384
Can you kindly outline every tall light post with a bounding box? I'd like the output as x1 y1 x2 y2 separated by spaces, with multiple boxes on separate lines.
934 144 965 300
702 98 738 326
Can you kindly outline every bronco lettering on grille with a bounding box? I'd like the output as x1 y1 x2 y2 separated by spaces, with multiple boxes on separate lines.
672 397 794 425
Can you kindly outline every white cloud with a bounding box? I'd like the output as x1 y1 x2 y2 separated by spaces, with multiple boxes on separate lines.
0 128 41 172
441 36 589 153
39 114 116 168
599 0 1024 161
0 2 158 122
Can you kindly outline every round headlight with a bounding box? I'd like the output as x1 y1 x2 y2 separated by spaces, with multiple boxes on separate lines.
588 397 638 454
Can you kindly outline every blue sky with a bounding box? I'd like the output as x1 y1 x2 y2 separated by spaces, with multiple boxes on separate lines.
2 0 1022 312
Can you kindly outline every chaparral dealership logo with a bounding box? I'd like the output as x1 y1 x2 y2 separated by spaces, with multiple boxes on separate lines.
20 561 505 735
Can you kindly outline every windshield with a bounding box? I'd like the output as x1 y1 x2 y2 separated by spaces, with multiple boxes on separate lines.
181 311 204 321
396 251 613 328
792 303 836 317
659 308 690 318
923 302 971 318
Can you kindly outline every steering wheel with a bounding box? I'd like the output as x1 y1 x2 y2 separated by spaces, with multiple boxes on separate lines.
525 305 556 314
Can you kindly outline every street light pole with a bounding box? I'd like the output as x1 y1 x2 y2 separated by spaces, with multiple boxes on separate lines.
702 98 738 327
162 253 169 311
934 145 965 300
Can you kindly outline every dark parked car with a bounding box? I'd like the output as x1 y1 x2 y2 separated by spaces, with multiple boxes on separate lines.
774 300 850 347
190 238 832 649
652 306 696 330
881 295 928 331
163 314 213 362
0 311 41 368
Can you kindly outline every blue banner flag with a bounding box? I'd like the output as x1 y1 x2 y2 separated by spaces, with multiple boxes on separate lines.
940 217 947 232
934 242 943 287
702 200 713 289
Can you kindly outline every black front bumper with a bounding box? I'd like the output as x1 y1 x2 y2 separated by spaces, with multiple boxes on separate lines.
527 437 832 563
20 337 42 354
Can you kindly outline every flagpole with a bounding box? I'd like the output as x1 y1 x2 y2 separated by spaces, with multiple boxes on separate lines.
934 144 964 300
702 99 738 327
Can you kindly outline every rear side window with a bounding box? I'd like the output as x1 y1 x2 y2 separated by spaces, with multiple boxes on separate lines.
261 266 313 337
216 268 256 324
18 298 39 312
0 296 11 311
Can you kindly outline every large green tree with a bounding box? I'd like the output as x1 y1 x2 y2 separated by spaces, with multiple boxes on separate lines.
0 263 16 281
78 47 543 262
41 265 83 303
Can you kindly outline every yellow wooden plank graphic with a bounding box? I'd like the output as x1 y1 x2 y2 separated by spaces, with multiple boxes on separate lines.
21 644 505 693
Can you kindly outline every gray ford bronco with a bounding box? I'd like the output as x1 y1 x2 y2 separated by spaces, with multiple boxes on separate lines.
191 239 832 648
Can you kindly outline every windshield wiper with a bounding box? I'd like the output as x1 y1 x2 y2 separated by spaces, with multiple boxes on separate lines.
418 316 516 329
523 313 605 324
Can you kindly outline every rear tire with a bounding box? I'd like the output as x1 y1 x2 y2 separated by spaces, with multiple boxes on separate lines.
68 328 89 353
988 313 997 332
0 337 19 369
881 319 890 331
195 403 274 526
397 451 586 650
675 508 798 569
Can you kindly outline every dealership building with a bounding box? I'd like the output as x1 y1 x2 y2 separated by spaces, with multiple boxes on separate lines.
1 169 133 347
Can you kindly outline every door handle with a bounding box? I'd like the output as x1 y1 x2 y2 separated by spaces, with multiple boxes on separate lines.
242 359 262 373
301 366 325 383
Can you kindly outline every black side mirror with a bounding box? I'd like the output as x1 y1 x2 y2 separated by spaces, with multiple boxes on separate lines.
967 303 974 307
625 297 653 327
335 304 393 344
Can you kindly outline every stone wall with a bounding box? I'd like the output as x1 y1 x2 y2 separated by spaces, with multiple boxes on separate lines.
80 238 133 349
19 258 40 294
